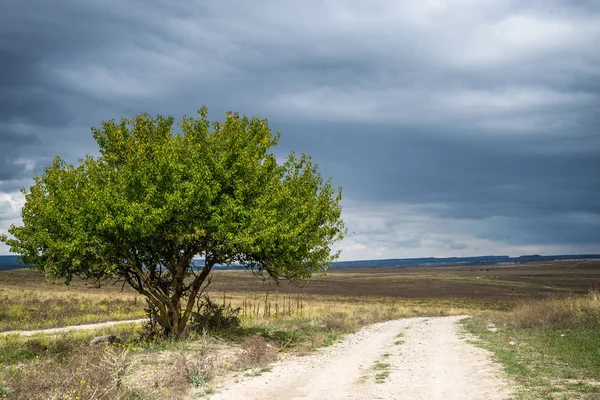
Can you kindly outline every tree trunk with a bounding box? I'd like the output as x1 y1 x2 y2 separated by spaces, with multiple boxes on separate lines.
150 298 185 339
150 262 214 340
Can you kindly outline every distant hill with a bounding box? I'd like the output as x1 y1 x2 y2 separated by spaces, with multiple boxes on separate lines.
2 254 599 272
328 254 600 269
193 254 600 269
0 255 24 271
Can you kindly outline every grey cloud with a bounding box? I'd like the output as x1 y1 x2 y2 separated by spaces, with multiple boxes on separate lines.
2 0 599 130
0 127 40 183
0 179 32 194
0 200 15 220
284 122 600 213
443 240 468 251
277 120 600 247
0 0 598 257
472 214 600 246
0 130 40 146
0 160 27 181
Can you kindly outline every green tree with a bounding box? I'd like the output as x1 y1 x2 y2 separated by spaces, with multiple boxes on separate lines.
0 107 346 339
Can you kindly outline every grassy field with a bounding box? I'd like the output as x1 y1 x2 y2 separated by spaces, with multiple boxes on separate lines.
209 260 600 299
0 269 144 332
0 260 598 398
3 260 598 332
464 291 600 399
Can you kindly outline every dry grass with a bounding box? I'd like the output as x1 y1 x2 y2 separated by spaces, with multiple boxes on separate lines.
0 328 222 399
0 288 145 332
123 337 217 399
220 293 476 356
3 259 598 332
0 268 481 398
236 336 278 370
1 345 137 399
0 292 477 398
493 289 600 329
236 294 474 326
0 270 144 332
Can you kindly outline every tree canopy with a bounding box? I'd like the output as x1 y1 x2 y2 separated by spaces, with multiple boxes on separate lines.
0 107 346 338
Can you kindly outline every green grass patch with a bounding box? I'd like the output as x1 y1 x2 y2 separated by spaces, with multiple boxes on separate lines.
371 359 392 384
375 371 390 383
373 361 390 370
464 292 600 399
243 365 272 377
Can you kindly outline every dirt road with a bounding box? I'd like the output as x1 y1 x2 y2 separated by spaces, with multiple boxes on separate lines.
0 319 145 337
210 316 512 400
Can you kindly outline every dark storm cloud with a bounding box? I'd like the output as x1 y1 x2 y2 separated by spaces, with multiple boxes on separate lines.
0 127 40 183
277 120 600 247
0 0 599 256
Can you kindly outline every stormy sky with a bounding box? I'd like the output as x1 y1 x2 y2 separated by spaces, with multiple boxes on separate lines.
1 0 599 260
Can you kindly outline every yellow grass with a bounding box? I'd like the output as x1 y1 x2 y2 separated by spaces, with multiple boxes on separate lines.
493 289 600 328
0 287 145 332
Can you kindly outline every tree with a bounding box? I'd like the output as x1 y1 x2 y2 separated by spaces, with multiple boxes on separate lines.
0 107 346 339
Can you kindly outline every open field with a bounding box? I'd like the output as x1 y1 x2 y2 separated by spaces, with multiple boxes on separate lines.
209 260 600 299
1 260 599 332
0 278 477 399
0 260 598 398
0 269 144 332
204 261 600 314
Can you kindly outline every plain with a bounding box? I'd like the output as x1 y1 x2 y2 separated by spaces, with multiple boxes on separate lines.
0 260 598 399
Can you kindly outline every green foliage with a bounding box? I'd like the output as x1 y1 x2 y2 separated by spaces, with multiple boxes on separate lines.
187 373 207 388
0 106 346 339
375 371 390 383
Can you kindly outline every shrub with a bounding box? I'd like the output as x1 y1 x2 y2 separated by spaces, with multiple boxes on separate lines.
179 334 215 385
321 311 353 332
236 336 278 370
140 301 163 341
189 296 241 333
